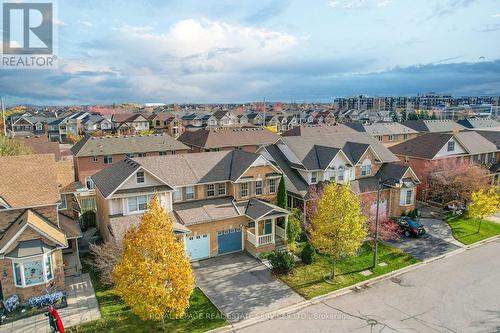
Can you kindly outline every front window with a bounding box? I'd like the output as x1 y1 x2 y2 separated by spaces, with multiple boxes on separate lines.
159 151 167 156
388 135 395 141
361 159 372 176
206 184 215 197
128 195 151 213
269 179 277 193
104 155 113 164
186 186 195 200
136 171 145 184
137 153 146 157
173 189 182 202
218 183 226 196
255 180 263 195
240 183 249 197
13 253 54 287
400 189 414 206
329 168 336 181
447 141 455 152
311 172 318 184
337 166 344 182
85 176 95 189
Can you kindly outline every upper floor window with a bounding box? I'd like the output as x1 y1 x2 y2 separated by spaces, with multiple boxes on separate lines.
218 183 226 196
337 166 344 182
206 184 215 197
269 179 277 193
58 195 67 210
388 135 395 141
85 176 95 189
137 153 146 157
361 159 372 176
159 151 167 156
255 180 263 195
240 183 249 198
377 136 383 142
92 156 98 163
136 171 145 184
173 189 182 202
447 141 455 152
128 195 151 213
126 153 134 158
329 168 336 181
311 172 318 184
186 186 195 200
403 134 408 140
104 155 113 164
400 189 414 206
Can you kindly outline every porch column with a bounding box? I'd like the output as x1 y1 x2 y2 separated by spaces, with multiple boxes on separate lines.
284 215 289 243
255 220 259 247
271 218 276 244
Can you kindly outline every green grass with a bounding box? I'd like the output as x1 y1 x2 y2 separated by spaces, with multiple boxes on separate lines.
68 258 228 333
280 242 420 299
446 214 500 245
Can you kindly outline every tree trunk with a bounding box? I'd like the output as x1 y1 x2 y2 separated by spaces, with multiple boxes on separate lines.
330 259 336 280
477 217 483 234
162 315 165 331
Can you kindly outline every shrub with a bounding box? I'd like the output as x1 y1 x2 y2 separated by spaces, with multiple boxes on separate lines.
287 208 303 243
268 250 295 275
300 243 316 264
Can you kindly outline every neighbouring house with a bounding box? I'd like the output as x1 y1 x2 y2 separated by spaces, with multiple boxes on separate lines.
91 150 290 260
281 124 359 137
82 115 114 134
12 135 62 160
259 132 421 220
389 131 500 200
344 122 420 146
111 113 150 135
70 134 190 189
178 127 279 153
0 154 82 301
401 119 466 133
149 113 185 138
10 116 47 135
456 118 500 130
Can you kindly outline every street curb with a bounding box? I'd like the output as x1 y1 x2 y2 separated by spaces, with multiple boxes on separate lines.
205 236 498 333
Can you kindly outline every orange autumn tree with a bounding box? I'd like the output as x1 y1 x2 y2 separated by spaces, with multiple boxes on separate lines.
114 196 195 327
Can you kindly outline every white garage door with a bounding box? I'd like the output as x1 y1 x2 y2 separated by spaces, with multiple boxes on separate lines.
186 234 210 261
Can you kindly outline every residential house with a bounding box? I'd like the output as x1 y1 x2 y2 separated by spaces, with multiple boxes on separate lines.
91 150 289 260
344 122 420 146
456 118 500 130
10 116 47 135
111 113 150 135
401 119 466 133
281 124 358 137
259 132 420 220
178 128 279 153
0 154 82 301
47 112 90 142
149 113 185 138
389 131 499 200
246 112 265 126
82 115 113 134
70 134 190 189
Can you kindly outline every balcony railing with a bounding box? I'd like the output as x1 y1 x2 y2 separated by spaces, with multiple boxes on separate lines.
275 226 286 239
246 230 274 247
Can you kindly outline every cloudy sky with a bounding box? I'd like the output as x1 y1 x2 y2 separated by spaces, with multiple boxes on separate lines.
1 0 500 105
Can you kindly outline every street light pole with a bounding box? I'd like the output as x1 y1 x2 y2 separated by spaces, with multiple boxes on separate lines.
373 179 382 268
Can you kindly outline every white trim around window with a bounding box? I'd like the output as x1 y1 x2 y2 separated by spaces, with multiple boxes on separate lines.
399 188 415 206
11 252 55 288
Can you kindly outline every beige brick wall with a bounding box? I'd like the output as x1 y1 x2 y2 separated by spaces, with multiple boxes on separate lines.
355 150 382 179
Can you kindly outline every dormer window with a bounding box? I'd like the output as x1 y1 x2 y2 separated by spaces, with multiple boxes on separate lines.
136 171 145 184
447 141 455 152
58 195 67 210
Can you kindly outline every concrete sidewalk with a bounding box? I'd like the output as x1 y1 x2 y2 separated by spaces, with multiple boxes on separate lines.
0 274 100 333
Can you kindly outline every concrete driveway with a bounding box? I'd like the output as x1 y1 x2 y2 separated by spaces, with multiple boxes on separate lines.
387 217 463 260
192 252 304 323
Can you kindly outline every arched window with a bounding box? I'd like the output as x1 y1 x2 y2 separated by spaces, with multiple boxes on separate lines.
361 159 372 176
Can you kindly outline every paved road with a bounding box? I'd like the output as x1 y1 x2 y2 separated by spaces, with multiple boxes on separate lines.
193 252 303 323
387 218 463 260
239 239 500 333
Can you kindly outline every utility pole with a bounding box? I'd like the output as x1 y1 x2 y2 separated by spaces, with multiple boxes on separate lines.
1 97 7 136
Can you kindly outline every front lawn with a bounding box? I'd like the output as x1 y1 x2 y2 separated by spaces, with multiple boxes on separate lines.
446 214 500 245
280 242 419 299
69 258 228 333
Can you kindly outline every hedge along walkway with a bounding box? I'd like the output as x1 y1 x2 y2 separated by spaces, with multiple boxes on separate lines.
279 242 420 299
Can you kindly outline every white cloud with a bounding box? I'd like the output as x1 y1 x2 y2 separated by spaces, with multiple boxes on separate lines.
53 18 68 26
328 0 389 9
491 13 500 18
78 20 94 28
376 0 391 8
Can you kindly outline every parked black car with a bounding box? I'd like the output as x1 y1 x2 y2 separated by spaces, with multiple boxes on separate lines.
390 217 426 237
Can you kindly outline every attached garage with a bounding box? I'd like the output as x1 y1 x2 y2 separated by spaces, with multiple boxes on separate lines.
186 234 210 261
217 228 243 255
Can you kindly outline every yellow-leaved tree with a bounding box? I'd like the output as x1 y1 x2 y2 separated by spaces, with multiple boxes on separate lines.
114 196 195 328
310 183 368 281
468 187 500 233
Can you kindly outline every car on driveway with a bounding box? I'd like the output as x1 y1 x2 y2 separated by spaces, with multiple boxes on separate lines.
390 217 426 237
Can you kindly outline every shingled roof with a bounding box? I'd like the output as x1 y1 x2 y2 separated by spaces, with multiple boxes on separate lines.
178 127 279 149
70 134 189 157
281 124 357 136
401 120 466 133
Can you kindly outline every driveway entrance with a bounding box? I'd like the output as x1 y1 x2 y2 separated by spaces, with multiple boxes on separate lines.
193 252 304 322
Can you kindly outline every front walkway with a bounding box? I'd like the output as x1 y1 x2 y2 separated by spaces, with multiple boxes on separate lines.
0 274 100 333
193 252 304 323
